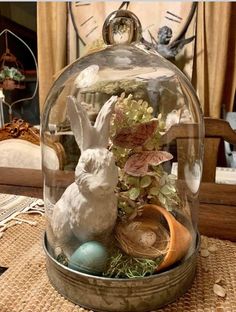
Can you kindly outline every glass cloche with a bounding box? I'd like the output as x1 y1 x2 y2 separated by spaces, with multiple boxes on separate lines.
41 10 203 307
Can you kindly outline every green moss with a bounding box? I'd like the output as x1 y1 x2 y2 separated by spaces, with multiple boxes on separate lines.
104 249 164 278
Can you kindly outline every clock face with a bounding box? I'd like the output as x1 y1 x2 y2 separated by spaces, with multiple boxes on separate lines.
69 1 196 46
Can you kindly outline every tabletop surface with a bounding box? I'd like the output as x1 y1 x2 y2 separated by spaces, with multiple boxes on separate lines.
0 194 236 312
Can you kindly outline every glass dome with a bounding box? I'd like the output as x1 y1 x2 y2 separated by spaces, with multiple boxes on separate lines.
42 10 204 279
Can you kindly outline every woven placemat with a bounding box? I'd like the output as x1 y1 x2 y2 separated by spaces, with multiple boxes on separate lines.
0 216 235 312
0 214 45 267
0 193 37 222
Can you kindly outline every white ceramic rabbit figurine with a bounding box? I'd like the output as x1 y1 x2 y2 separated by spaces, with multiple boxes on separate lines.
50 95 118 256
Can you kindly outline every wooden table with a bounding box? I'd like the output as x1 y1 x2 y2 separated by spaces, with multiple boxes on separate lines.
0 167 236 241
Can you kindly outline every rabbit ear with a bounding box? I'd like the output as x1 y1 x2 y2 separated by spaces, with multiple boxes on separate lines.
67 96 93 151
67 95 117 151
94 96 117 148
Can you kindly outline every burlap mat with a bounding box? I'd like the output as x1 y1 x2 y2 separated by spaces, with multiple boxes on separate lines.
0 215 235 312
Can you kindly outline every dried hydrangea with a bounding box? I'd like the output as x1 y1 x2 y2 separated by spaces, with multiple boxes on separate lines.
110 93 181 215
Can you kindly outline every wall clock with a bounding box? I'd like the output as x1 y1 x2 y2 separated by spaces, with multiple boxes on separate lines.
69 1 197 47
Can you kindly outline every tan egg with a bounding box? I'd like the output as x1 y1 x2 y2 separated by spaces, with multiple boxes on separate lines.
125 222 157 247
136 229 157 247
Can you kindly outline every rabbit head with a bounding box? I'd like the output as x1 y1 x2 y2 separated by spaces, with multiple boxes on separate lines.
67 95 119 197
75 148 118 197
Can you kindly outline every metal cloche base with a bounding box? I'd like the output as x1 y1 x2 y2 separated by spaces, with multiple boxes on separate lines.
43 233 200 312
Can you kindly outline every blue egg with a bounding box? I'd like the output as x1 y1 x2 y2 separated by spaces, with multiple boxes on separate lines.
68 241 108 275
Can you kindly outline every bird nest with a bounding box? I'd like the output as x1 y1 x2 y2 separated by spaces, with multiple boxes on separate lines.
115 204 192 271
115 217 170 259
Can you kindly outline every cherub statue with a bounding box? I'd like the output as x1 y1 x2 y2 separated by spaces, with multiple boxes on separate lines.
142 26 195 60
49 95 118 256
156 26 195 59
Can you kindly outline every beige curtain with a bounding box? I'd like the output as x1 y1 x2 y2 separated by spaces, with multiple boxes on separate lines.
193 2 236 117
37 2 67 113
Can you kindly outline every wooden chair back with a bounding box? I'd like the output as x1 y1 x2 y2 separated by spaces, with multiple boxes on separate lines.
199 118 236 241
203 117 236 182
160 117 236 241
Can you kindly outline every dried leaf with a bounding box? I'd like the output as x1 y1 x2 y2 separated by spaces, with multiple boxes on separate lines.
215 277 222 284
200 237 208 249
213 284 226 297
208 244 218 252
200 249 210 257
114 107 125 124
113 120 158 148
124 151 173 177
